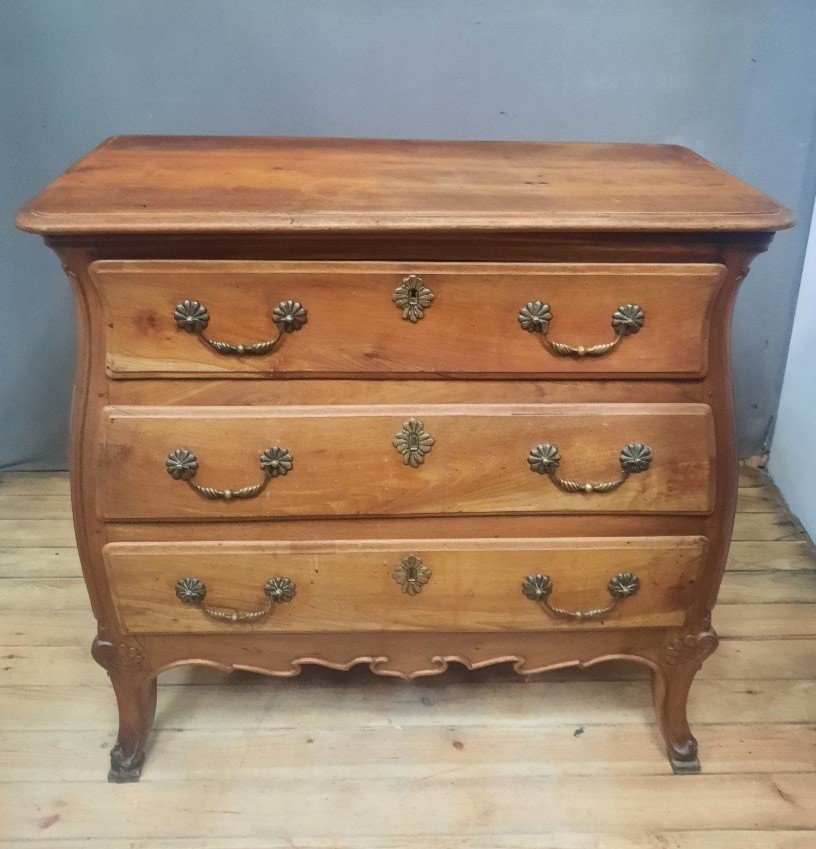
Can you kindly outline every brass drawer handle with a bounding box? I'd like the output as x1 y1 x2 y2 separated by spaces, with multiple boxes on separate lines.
522 572 639 621
165 446 292 500
393 275 435 322
392 554 431 595
174 299 307 355
528 442 652 494
518 302 644 357
175 576 296 623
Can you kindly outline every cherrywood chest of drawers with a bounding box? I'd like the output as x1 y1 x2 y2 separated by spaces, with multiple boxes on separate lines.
16 137 791 781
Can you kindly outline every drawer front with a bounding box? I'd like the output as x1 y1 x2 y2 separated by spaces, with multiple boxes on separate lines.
99 403 715 520
104 536 705 634
92 261 723 379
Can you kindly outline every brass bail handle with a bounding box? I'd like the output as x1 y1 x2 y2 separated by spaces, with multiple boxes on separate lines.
518 302 645 357
175 576 297 623
165 446 293 500
173 299 307 355
527 442 652 494
522 572 640 621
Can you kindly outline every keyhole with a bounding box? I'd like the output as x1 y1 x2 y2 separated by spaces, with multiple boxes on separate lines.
408 287 419 305
407 432 420 451
406 565 418 583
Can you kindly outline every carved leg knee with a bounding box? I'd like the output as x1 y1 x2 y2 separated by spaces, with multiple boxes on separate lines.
92 632 157 783
653 618 718 775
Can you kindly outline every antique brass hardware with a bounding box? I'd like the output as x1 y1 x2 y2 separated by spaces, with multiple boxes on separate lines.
393 554 431 595
165 446 292 500
392 275 435 322
173 298 307 355
518 301 645 357
521 572 639 621
393 419 435 467
175 576 296 623
527 442 652 493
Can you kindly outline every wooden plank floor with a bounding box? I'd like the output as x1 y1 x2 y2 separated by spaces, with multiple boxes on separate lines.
0 468 814 848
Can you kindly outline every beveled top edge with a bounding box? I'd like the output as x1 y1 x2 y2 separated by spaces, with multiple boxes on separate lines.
15 135 794 236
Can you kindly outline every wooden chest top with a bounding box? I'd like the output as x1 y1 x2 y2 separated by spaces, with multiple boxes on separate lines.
15 136 791 235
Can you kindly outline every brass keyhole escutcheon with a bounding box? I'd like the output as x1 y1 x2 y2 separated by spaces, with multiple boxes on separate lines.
392 275 435 322
393 555 431 596
393 419 435 468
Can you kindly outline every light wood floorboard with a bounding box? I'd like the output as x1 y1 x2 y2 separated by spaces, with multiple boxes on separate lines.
0 468 813 845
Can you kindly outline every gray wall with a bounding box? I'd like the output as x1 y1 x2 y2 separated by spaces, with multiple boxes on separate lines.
3 0 816 469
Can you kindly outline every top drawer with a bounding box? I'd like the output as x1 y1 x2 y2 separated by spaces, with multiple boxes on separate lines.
91 261 724 379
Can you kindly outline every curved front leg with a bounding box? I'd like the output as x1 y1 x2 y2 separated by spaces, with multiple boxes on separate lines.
653 617 718 774
92 631 157 783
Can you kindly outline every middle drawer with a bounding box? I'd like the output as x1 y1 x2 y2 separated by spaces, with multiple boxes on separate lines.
100 403 715 520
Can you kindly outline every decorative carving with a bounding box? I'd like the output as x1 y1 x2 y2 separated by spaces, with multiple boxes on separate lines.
519 300 645 357
393 419 435 467
173 298 307 355
663 616 719 667
147 644 661 683
165 446 292 500
521 572 639 621
527 442 652 494
91 628 147 674
392 275 434 322
392 554 432 596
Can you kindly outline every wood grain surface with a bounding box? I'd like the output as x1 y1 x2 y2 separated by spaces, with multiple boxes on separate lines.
102 536 703 634
92 260 722 378
12 138 792 788
99 403 715 520
15 136 793 234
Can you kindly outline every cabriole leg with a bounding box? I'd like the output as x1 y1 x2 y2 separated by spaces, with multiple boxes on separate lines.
653 617 718 775
92 631 156 782
107 673 157 782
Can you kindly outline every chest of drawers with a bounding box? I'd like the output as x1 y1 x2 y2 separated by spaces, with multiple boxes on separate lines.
16 136 790 781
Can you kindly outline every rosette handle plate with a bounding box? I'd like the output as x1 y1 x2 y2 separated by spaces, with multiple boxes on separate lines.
521 572 640 621
527 442 652 494
173 299 307 356
518 301 645 358
175 576 296 623
165 446 292 501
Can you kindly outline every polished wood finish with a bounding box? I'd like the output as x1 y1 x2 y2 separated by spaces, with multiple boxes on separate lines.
100 403 715 520
16 136 792 234
104 536 704 634
15 137 790 782
93 260 722 378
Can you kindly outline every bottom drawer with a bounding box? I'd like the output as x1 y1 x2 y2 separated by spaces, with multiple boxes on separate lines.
104 536 705 634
